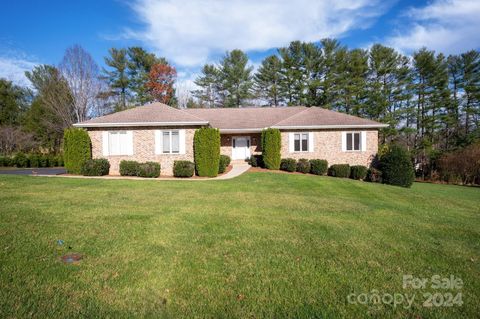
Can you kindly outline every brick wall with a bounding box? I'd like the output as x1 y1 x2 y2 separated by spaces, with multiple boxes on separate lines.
87 126 196 176
280 130 378 166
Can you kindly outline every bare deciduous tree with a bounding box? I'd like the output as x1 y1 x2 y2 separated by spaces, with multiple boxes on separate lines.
59 45 103 122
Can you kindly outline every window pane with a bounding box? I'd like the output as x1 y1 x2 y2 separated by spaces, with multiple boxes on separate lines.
171 131 179 153
163 131 170 153
346 133 352 151
301 134 308 151
354 133 360 150
294 134 300 151
119 131 128 155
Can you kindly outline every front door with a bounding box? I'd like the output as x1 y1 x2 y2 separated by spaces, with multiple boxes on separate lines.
232 137 251 160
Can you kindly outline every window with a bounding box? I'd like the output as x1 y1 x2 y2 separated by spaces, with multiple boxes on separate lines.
108 131 132 155
161 130 180 154
346 132 361 151
294 133 309 152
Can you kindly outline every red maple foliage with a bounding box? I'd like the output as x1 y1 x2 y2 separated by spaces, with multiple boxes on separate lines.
146 63 177 104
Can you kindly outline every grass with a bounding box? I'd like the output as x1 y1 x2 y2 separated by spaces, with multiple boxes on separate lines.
0 172 479 318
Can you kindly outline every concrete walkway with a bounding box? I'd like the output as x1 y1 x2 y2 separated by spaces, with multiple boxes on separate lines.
31 163 251 181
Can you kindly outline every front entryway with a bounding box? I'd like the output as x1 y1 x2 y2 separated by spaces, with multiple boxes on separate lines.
232 136 251 160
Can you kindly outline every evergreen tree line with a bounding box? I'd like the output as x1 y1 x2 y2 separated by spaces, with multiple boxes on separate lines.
192 39 480 174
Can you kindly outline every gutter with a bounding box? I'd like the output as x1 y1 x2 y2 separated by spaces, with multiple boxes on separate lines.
271 124 389 129
73 121 209 128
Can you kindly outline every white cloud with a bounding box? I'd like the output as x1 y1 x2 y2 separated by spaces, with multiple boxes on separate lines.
0 56 39 87
127 0 391 67
387 0 480 54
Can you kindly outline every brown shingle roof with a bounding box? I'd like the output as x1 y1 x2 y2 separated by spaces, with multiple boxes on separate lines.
74 102 208 127
74 103 387 130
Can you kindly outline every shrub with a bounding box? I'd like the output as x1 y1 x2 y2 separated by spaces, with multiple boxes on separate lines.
174 160 195 177
56 154 64 167
39 154 49 167
119 160 140 176
81 159 110 176
194 128 220 177
309 159 328 175
137 162 161 178
437 142 480 185
63 128 91 174
366 168 382 183
248 155 264 168
261 128 281 170
28 154 41 168
14 152 29 168
0 156 13 167
280 158 296 172
218 155 231 174
296 158 311 174
350 165 368 180
48 154 58 167
328 164 350 178
380 144 415 188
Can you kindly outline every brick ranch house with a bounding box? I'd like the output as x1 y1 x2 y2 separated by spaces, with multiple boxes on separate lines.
74 103 387 175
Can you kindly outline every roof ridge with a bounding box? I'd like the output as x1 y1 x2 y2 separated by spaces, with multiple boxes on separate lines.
271 107 310 126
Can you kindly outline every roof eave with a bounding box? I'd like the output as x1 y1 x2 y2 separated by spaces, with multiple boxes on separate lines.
218 128 264 133
271 124 389 129
73 121 209 128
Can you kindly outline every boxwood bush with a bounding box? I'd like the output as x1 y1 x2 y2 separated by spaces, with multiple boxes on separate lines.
14 152 29 168
309 159 328 175
380 144 415 188
137 162 161 178
28 154 41 168
296 158 311 174
81 159 110 176
248 155 264 168
280 158 296 172
174 160 195 177
119 160 140 176
194 128 220 177
218 155 231 174
328 164 350 178
366 168 382 183
63 128 91 174
261 128 281 170
350 165 368 180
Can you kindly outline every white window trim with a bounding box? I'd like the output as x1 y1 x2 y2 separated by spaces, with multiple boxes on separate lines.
342 131 366 152
289 132 313 153
103 131 133 156
155 129 185 155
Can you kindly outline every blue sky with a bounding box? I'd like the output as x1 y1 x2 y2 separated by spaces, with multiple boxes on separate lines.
1 0 479 89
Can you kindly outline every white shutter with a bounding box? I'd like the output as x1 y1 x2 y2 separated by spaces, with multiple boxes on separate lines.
341 132 346 152
155 130 162 154
361 131 367 152
288 133 295 153
126 131 134 155
308 132 314 152
179 129 186 154
102 131 109 156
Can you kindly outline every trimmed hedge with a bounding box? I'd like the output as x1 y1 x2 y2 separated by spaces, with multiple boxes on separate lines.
174 160 195 177
296 158 311 174
310 159 328 175
261 128 281 170
248 155 264 168
366 168 382 183
194 128 220 177
81 159 110 176
63 128 91 174
380 144 415 188
14 153 29 168
280 158 296 172
328 164 350 178
350 165 368 180
137 162 161 178
119 160 140 176
218 155 231 174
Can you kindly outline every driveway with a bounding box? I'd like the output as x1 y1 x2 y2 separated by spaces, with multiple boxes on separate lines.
0 168 66 175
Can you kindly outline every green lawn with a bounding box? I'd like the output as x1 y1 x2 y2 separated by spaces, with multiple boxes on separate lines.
0 173 479 318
